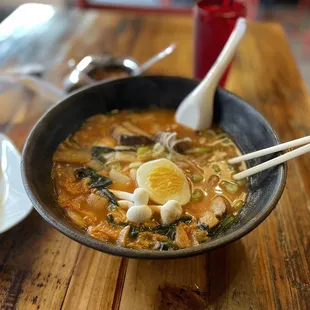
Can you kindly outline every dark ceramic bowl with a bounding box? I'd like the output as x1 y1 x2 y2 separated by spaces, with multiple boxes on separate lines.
21 76 286 259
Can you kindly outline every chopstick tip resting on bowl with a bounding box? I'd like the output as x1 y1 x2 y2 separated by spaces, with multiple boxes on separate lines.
229 135 310 180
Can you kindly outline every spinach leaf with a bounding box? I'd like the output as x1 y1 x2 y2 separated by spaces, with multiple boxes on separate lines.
97 188 118 207
198 223 209 231
129 215 194 241
159 242 178 251
167 228 176 240
208 215 235 237
91 178 113 188
150 225 176 240
149 215 193 240
75 167 112 188
75 167 117 206
75 167 93 179
174 215 193 225
106 214 114 222
129 225 141 238
106 213 127 227
91 146 114 163
92 146 115 155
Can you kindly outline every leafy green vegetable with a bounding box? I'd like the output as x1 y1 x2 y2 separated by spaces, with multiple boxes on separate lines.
129 225 143 238
152 216 193 240
97 188 118 207
175 216 193 225
106 213 128 228
75 167 117 206
129 216 194 241
208 215 235 237
91 146 114 163
151 225 176 240
198 222 209 231
159 242 178 251
75 168 112 188
106 214 114 222
195 230 209 243
233 200 244 210
92 146 115 155
75 167 93 178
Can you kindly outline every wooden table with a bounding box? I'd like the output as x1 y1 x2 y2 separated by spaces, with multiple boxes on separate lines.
0 4 310 310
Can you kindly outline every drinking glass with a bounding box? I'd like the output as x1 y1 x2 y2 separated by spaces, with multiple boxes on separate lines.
193 0 246 86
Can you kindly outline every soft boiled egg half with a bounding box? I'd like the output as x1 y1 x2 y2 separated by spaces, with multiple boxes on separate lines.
136 158 190 205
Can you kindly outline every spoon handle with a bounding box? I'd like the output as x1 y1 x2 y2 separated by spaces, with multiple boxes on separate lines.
134 44 176 75
198 18 247 92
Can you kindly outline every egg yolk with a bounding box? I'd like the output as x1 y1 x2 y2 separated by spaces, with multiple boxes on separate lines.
147 165 183 196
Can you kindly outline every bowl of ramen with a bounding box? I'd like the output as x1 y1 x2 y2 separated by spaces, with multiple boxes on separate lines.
21 76 286 259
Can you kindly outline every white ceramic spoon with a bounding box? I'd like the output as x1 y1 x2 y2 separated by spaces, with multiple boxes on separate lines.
175 17 247 130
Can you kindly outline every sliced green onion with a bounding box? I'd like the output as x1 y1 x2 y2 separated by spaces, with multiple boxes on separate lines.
212 164 221 173
233 200 244 210
226 183 239 193
191 189 204 201
137 146 152 155
192 174 203 183
221 181 239 193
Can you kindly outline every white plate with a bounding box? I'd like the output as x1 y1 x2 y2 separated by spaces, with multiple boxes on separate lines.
0 133 32 234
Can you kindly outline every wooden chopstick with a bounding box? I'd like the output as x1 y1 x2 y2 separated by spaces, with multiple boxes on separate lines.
232 142 310 180
228 135 310 164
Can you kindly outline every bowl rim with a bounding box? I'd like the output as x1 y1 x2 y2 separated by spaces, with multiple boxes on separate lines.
21 75 287 259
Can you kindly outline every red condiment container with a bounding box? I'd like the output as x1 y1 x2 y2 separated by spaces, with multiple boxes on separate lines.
193 0 246 86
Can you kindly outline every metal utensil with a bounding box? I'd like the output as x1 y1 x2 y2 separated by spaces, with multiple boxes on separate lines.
63 54 140 91
132 43 176 76
63 44 176 92
0 44 176 104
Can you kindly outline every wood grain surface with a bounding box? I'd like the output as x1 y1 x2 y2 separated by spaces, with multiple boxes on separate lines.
0 6 309 310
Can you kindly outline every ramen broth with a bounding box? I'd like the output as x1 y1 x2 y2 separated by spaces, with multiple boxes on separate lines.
52 109 248 250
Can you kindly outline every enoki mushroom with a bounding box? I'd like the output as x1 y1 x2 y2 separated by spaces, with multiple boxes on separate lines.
155 131 191 153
